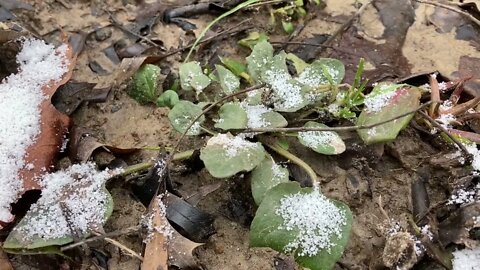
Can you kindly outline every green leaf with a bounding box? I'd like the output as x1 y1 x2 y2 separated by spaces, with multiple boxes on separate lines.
244 104 288 128
156 90 179 108
282 20 294 34
238 31 269 49
297 59 345 88
4 165 114 250
179 61 211 92
168 100 205 135
250 182 353 270
246 40 274 82
216 65 240 94
286 53 308 74
128 64 161 104
297 121 346 155
251 155 289 205
220 57 247 77
200 133 265 178
357 84 421 144
215 102 248 130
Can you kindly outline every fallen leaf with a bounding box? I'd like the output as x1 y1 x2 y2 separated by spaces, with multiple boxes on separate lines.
168 230 202 269
0 246 13 270
141 196 169 270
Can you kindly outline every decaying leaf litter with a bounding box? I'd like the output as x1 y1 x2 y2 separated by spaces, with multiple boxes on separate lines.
1 0 480 269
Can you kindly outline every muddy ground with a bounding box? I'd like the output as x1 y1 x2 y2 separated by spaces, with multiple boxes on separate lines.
3 0 480 269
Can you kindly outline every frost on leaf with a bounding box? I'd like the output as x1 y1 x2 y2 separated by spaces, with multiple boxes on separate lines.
250 182 352 270
0 39 74 226
357 84 421 144
200 133 265 178
241 103 288 129
246 40 274 82
216 65 240 94
250 155 289 205
179 61 211 92
297 59 345 88
215 102 248 130
4 163 116 249
297 122 346 155
168 101 205 135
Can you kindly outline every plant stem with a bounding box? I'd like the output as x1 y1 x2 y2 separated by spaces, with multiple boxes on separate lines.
259 137 319 187
242 101 432 133
200 126 216 135
120 149 195 177
185 0 260 61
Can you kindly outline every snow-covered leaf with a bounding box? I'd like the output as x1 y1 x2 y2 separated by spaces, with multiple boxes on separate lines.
200 134 265 178
168 101 204 135
297 59 345 88
129 64 161 104
214 102 248 130
156 90 179 108
250 182 353 270
216 65 240 94
179 61 211 92
242 104 288 128
357 84 421 144
4 163 115 250
250 155 289 205
246 40 274 82
297 121 346 155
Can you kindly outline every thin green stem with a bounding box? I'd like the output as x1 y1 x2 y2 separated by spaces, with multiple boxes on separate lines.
200 126 216 136
260 137 319 187
185 0 260 61
120 150 195 177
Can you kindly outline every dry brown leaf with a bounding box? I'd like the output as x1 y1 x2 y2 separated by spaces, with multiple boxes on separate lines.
141 196 169 270
168 230 203 269
0 246 13 270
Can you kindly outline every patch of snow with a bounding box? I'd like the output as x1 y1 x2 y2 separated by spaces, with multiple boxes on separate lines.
364 85 397 113
264 69 305 111
447 188 476 205
0 39 68 223
465 144 480 175
207 134 258 157
327 103 340 114
271 163 286 179
298 130 337 149
142 193 173 243
13 163 120 240
276 190 347 256
452 247 480 270
421 225 433 240
241 103 271 128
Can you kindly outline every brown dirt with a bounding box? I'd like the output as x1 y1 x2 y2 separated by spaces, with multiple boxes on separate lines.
3 0 480 269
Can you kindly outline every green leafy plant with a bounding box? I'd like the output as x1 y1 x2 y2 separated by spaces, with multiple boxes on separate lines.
127 40 423 269
269 0 321 34
128 64 162 104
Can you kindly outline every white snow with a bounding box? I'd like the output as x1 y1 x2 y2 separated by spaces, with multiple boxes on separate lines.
276 190 347 256
452 248 480 270
241 102 272 128
364 89 396 113
207 133 258 157
0 39 69 223
12 163 119 240
142 193 173 243
298 130 337 149
264 68 305 111
465 144 480 175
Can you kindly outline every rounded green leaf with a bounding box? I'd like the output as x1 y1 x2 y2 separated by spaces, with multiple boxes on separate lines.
250 182 353 270
179 61 211 92
246 40 274 82
216 65 240 94
128 64 161 104
251 155 289 205
243 104 288 128
215 102 248 130
220 57 247 77
297 59 345 87
297 121 346 155
156 90 179 108
200 133 265 178
168 100 205 135
357 84 421 144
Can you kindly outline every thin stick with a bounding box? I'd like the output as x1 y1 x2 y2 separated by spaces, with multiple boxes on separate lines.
242 101 432 133
168 84 265 161
103 236 143 261
60 225 141 251
418 111 471 162
108 12 160 48
414 0 480 28
270 41 363 57
320 0 374 50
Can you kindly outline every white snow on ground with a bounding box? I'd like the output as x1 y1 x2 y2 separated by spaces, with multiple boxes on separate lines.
0 39 68 223
452 248 480 270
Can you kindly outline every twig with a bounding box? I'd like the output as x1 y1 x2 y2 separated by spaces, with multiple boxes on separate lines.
270 41 363 57
168 84 265 161
242 101 432 133
120 149 195 177
259 137 319 186
418 111 472 163
107 11 161 48
320 0 374 51
414 0 480 28
60 225 141 251
103 236 144 261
